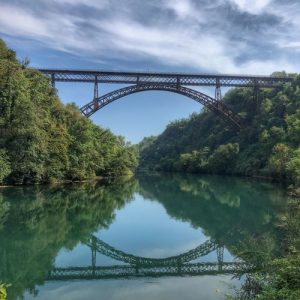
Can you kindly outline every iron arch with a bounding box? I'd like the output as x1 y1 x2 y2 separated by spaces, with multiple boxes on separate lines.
80 84 241 129
87 235 218 266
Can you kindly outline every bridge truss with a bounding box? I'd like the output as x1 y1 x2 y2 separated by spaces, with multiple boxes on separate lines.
39 69 292 128
46 235 250 281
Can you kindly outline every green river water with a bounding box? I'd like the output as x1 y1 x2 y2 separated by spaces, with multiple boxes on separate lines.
0 173 289 299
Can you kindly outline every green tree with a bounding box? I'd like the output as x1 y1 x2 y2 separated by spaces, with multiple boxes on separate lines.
287 148 300 185
0 150 10 184
267 144 291 179
0 39 138 185
208 143 240 174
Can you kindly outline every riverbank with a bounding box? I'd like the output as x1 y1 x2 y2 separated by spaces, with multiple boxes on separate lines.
0 39 138 186
0 173 136 188
0 172 296 300
138 169 300 198
228 197 300 300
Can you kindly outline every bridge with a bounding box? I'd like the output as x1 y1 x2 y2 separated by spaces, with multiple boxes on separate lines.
46 235 250 280
39 69 292 129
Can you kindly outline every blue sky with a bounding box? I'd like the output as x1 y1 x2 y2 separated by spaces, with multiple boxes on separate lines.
0 0 299 143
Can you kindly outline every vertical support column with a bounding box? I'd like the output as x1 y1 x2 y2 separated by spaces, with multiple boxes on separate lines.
91 236 97 276
215 78 222 103
51 73 55 88
176 76 180 90
93 75 99 111
177 257 182 274
217 246 224 272
253 80 260 113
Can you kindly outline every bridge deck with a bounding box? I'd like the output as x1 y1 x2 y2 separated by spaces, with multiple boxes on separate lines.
38 69 291 87
47 262 249 280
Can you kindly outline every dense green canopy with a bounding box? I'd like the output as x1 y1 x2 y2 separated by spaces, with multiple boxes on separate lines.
139 72 300 187
0 40 138 184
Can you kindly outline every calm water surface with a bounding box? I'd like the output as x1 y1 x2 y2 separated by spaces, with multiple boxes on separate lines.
0 173 288 299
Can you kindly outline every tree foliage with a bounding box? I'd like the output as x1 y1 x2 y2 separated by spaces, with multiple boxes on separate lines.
0 39 138 184
139 72 300 186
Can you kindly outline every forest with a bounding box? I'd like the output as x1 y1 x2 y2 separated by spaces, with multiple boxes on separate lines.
0 39 138 185
139 72 300 189
1 37 300 192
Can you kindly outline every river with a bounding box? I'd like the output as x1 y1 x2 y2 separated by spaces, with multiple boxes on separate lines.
0 173 288 299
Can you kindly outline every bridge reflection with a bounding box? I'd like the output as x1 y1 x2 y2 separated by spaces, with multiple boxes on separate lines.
47 235 248 280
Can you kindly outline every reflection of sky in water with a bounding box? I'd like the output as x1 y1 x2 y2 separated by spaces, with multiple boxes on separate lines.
55 193 234 268
24 275 239 300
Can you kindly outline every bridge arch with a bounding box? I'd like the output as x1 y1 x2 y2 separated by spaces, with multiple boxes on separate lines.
87 235 218 266
80 84 241 129
47 236 250 280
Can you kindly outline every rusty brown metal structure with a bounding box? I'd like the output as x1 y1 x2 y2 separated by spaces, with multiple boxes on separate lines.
39 68 292 129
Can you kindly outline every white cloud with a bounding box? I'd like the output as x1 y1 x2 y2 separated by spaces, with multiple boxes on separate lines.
84 16 300 74
0 3 100 53
0 0 299 75
96 18 238 72
228 0 273 14
0 5 49 38
50 0 109 9
163 0 196 19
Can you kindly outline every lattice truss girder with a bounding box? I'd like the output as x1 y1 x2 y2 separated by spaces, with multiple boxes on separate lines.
45 236 251 281
48 262 249 280
39 69 291 129
40 69 291 87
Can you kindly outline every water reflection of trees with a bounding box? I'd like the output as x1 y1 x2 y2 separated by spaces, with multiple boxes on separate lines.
138 173 287 261
0 173 291 299
0 177 138 300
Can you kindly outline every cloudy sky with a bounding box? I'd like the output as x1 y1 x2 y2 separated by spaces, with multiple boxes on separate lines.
0 0 299 142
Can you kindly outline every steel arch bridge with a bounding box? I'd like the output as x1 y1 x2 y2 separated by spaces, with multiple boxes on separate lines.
39 69 292 129
87 235 218 266
80 84 241 128
47 235 250 280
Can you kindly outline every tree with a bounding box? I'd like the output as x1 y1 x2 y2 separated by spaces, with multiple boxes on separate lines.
208 143 240 174
286 109 300 145
0 150 10 184
0 39 138 185
287 148 300 185
267 144 291 179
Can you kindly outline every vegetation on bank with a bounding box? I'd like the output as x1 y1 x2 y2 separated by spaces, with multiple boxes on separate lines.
0 178 137 299
0 173 293 299
0 40 138 185
139 173 300 300
228 198 300 300
139 73 300 188
0 282 10 300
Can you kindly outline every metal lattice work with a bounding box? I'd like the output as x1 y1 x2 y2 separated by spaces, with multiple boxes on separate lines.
86 235 217 266
46 236 251 281
47 262 249 280
39 69 291 88
80 84 242 128
38 68 291 128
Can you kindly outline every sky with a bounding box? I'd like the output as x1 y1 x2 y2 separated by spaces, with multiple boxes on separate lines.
0 0 299 143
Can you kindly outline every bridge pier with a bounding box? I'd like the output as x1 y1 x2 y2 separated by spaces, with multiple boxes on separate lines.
93 76 99 110
176 76 180 90
253 84 260 113
51 73 55 88
91 236 97 276
217 246 224 272
177 258 182 274
215 78 222 102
